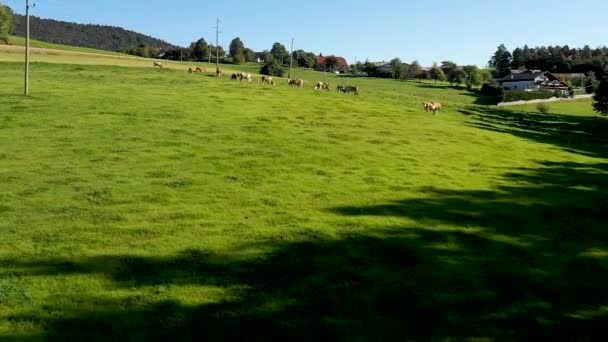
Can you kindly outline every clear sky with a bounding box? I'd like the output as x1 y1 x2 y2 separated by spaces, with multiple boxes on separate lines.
3 0 608 67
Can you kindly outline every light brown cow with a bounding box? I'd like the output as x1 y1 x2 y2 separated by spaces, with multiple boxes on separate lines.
195 66 205 73
216 67 223 77
262 76 274 85
314 82 330 90
153 62 163 69
188 67 194 73
424 102 442 114
289 79 304 88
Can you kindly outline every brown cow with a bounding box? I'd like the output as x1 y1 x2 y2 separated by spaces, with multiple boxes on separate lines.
424 102 442 114
153 62 163 69
262 76 274 85
289 79 304 88
195 66 205 73
216 67 223 77
314 82 330 90
188 67 194 73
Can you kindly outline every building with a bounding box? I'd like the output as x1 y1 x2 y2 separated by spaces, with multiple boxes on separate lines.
495 69 569 91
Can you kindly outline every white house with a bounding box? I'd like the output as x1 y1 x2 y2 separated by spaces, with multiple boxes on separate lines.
495 69 569 91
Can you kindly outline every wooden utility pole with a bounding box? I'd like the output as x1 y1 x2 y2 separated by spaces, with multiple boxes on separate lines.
24 0 30 96
215 18 220 69
288 38 294 79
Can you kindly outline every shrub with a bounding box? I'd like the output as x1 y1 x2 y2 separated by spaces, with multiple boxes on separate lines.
502 90 554 103
479 83 504 104
260 60 284 77
536 102 550 113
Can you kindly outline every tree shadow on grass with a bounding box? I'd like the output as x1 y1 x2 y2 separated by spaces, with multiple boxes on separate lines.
2 161 608 340
459 105 608 158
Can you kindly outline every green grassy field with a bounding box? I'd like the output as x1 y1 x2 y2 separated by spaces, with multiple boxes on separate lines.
1 49 607 340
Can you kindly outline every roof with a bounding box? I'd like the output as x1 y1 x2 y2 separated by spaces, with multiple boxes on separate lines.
495 69 547 82
552 73 585 80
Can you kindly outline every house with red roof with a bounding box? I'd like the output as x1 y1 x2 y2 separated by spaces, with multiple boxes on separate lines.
315 56 349 72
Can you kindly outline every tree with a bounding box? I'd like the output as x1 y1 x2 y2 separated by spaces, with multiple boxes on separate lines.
390 58 404 79
463 65 483 89
229 37 246 64
270 42 289 65
585 71 599 94
325 56 340 72
593 77 608 115
480 69 494 84
489 44 512 77
190 38 210 62
429 63 446 83
511 47 524 69
448 67 467 86
0 4 16 44
260 60 284 77
440 61 458 79
244 48 255 63
407 60 423 79
363 60 378 77
293 50 316 68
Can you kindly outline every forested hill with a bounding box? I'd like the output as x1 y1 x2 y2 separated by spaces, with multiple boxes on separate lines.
12 14 178 51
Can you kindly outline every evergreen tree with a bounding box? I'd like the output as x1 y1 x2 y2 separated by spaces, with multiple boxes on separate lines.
593 77 608 115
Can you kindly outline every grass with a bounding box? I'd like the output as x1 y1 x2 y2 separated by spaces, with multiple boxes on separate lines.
5 35 128 56
1 47 607 340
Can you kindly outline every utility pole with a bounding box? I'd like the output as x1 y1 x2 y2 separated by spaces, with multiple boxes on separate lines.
214 18 221 69
24 0 31 96
288 38 294 79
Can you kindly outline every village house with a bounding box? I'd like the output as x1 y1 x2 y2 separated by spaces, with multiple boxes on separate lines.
495 69 570 91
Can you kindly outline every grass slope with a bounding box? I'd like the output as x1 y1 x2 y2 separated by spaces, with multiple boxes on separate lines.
5 35 128 56
1 56 607 340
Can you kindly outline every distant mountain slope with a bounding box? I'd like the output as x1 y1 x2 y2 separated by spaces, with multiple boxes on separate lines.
12 14 179 51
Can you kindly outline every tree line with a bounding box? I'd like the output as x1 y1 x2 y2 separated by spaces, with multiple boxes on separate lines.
489 43 608 78
9 13 177 52
349 59 492 89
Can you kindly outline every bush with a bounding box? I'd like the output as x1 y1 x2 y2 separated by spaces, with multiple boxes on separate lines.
502 90 554 103
260 61 284 77
479 83 504 104
536 102 550 113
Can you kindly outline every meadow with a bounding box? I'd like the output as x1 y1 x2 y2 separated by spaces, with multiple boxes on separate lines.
1 47 607 340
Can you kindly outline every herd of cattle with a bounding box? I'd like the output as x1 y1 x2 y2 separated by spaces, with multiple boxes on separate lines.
153 62 443 112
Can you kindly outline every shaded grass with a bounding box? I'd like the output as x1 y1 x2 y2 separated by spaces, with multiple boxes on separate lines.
0 58 607 340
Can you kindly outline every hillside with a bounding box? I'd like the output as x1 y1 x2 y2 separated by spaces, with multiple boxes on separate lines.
12 14 178 52
4 35 128 56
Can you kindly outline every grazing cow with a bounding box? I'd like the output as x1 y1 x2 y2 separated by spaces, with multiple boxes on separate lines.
188 67 194 73
261 76 274 85
153 62 163 69
424 102 442 114
289 79 305 88
337 85 359 95
241 73 252 83
430 102 442 114
231 73 239 80
216 67 223 77
314 82 330 90
195 66 205 73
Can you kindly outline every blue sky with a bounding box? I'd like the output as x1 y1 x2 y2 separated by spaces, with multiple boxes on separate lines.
3 0 608 67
